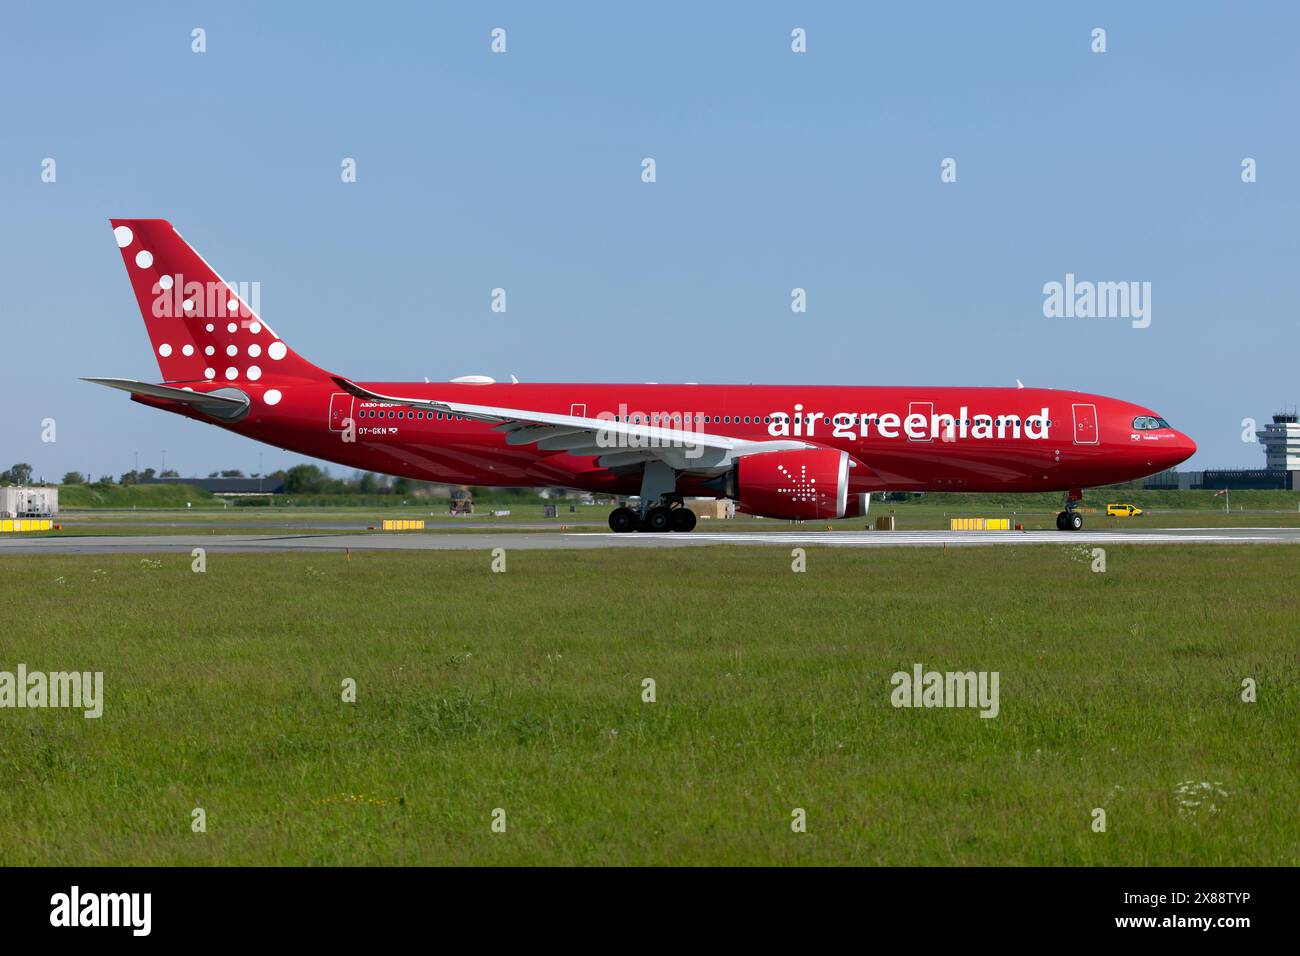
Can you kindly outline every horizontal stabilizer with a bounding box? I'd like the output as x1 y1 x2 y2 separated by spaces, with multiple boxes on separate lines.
82 378 250 420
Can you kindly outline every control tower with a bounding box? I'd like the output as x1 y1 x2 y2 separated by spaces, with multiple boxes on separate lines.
1256 412 1300 473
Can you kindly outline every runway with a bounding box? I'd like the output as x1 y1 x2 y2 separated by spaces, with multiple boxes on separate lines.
4 527 1300 554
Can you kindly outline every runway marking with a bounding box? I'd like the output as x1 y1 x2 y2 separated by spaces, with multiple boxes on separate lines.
577 530 1299 546
2 527 1298 554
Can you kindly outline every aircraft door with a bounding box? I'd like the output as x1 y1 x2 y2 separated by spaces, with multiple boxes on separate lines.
1072 403 1098 445
908 401 933 442
329 393 353 432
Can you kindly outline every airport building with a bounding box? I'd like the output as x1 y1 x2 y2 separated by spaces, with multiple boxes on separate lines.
1145 412 1300 490
0 486 59 517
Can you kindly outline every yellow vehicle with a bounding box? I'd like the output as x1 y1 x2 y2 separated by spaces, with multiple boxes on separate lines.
1106 503 1143 517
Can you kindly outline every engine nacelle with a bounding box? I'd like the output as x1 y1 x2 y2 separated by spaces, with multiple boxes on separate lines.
735 448 850 520
841 492 871 519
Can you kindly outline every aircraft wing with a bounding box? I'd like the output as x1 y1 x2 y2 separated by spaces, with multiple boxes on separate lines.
330 376 813 472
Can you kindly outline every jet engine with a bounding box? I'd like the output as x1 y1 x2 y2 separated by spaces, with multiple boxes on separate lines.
733 448 850 520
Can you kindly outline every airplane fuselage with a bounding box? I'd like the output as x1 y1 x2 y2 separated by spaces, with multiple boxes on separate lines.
138 381 1196 497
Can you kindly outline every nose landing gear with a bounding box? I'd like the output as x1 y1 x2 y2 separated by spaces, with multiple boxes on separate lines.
1055 489 1085 531
1055 511 1084 531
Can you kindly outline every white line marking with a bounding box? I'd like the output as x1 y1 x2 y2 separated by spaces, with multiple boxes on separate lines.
574 530 1294 546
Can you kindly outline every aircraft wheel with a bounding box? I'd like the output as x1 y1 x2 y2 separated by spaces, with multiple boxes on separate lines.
1068 512 1084 531
609 508 639 533
1055 512 1067 531
642 506 672 532
669 507 697 533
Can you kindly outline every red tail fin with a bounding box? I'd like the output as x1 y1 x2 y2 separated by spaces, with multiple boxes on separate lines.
109 219 328 385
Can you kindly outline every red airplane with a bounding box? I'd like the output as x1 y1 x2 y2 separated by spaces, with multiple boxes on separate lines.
88 219 1196 532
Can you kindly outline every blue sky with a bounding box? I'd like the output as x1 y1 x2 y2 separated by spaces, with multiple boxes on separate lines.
2 2 1296 481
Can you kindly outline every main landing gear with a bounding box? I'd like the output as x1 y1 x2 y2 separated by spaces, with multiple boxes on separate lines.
1055 488 1085 531
608 500 698 533
608 461 698 533
608 507 639 533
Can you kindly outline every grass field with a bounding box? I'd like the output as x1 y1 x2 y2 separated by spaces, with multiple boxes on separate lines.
1 544 1296 866
30 503 1300 537
58 483 218 509
18 486 1295 539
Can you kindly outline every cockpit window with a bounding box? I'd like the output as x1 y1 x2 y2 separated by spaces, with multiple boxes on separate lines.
1132 415 1172 430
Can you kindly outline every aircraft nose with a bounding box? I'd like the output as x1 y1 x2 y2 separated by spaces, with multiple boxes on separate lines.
1171 430 1197 465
